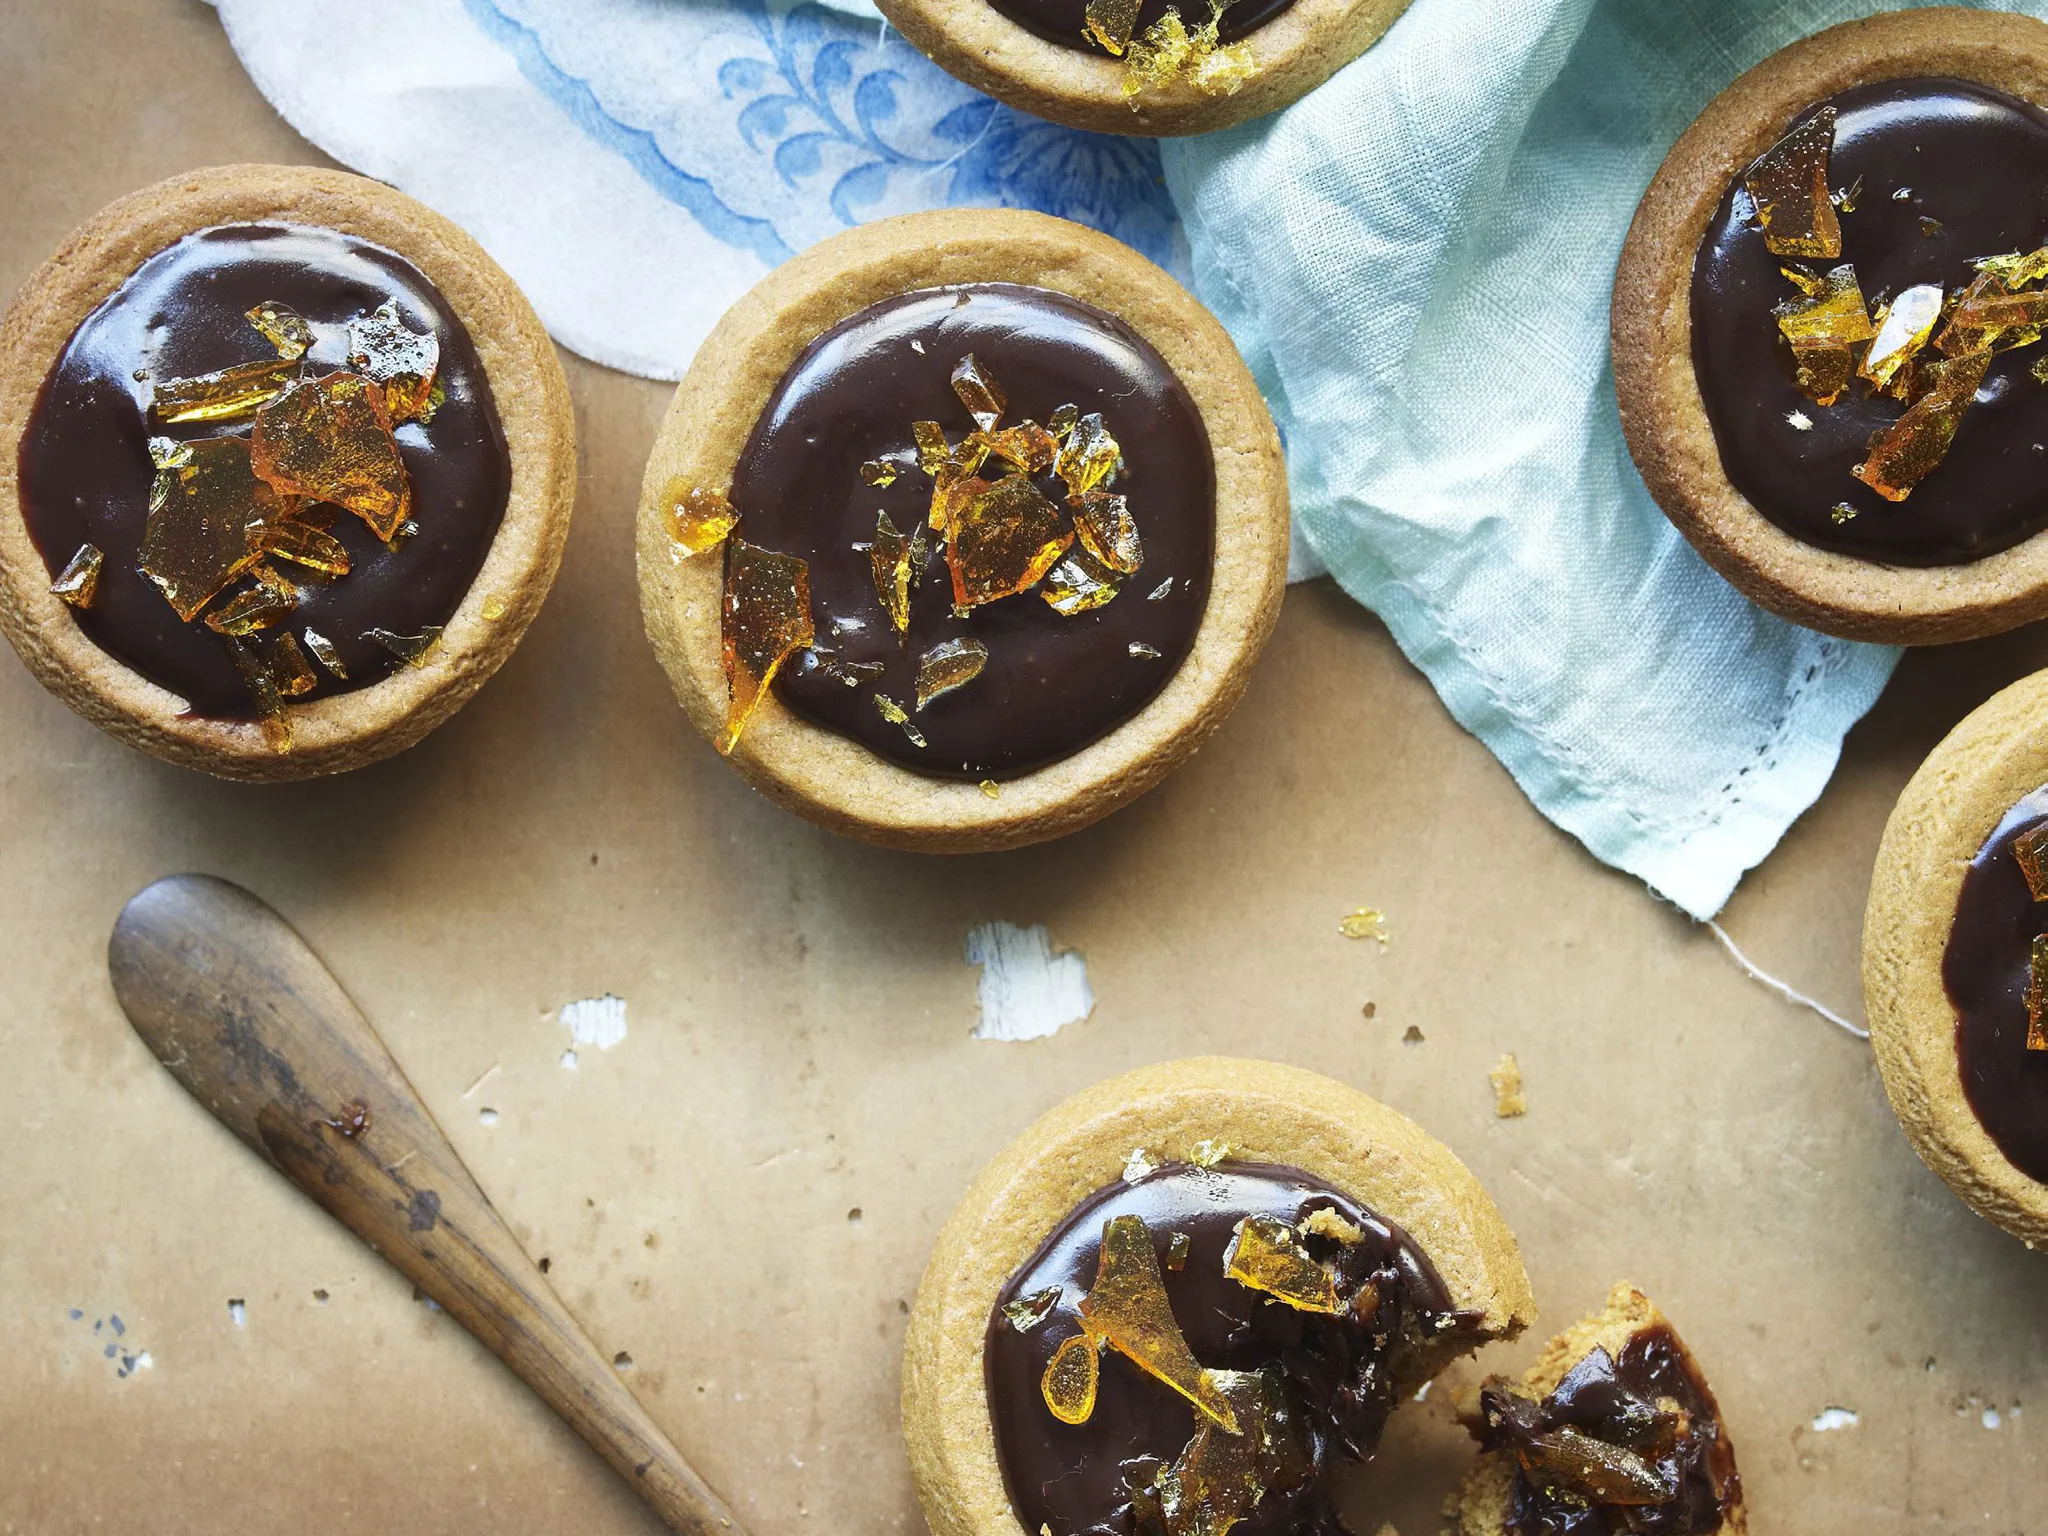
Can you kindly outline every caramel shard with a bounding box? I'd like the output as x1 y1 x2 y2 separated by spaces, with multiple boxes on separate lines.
142 436 281 621
1941 286 2048 356
204 566 300 636
251 372 411 540
1515 1427 1678 1507
1129 642 1162 660
1189 1138 1230 1169
2028 933 2048 1052
50 543 104 608
1148 577 1173 601
1165 1232 1191 1271
225 635 295 751
1830 501 1858 524
951 354 1007 433
870 511 921 636
152 357 300 425
303 628 349 679
1042 1333 1101 1425
915 423 994 531
481 593 510 621
980 421 1060 476
246 300 315 361
2014 826 2048 900
915 636 988 710
366 626 443 669
720 539 813 752
1042 549 1123 616
1832 175 1863 214
269 631 318 698
873 691 927 748
346 299 441 423
1049 403 1080 439
1490 1054 1527 1118
1973 248 2048 288
979 779 1001 799
1743 107 1841 260
948 477 1073 608
1860 283 1945 393
1155 1367 1304 1536
1123 6 1255 100
1072 491 1144 574
913 420 955 476
1338 906 1388 947
1005 1286 1062 1333
661 480 739 556
1224 1215 1342 1313
1302 1207 1364 1246
860 458 901 488
1085 0 1141 53
1772 264 1874 405
1078 1215 1238 1432
251 517 351 578
1055 412 1123 499
1852 349 1990 500
1123 1147 1161 1183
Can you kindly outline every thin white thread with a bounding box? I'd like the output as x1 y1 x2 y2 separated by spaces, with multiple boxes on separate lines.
1706 920 1869 1041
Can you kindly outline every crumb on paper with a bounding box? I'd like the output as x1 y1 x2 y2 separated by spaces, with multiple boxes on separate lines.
312 1290 329 1304
614 1351 634 1371
1403 1025 1425 1045
560 994 627 1050
1361 1001 1377 1019
1338 906 1389 947
965 921 1094 1042
1489 1054 1526 1117
1811 1406 1860 1431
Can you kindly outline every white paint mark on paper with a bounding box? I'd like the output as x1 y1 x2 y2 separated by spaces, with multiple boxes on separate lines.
561 994 628 1050
130 1351 152 1371
965 923 1093 1042
559 1049 579 1071
478 1107 500 1126
227 1300 246 1328
1983 1406 2002 1430
1810 1406 1860 1432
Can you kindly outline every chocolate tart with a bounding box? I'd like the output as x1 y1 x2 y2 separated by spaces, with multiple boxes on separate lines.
900 1056 1535 1536
1454 1283 1745 1536
1613 9 2048 644
1865 667 2048 1248
876 0 1412 137
0 165 576 780
635 209 1288 853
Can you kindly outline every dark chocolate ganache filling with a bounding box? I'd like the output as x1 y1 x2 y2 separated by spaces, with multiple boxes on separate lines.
984 1161 1470 1536
1691 78 2048 565
18 222 510 717
985 0 1292 53
731 282 1213 779
1941 782 2048 1184
1476 1326 1739 1536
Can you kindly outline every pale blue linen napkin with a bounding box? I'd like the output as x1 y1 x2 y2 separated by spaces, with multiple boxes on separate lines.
1157 0 2048 917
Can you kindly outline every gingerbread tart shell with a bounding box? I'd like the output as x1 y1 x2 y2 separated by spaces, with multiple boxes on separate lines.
636 208 1289 854
1864 666 2048 1248
877 0 1413 137
1453 1282 1747 1536
900 1056 1536 1536
0 164 577 781
1612 8 2048 645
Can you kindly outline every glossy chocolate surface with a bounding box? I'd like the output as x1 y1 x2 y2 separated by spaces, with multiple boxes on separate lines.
985 0 1293 53
731 283 1213 778
1691 78 2048 565
18 223 510 717
1942 783 2048 1184
984 1161 1464 1536
1478 1325 1739 1536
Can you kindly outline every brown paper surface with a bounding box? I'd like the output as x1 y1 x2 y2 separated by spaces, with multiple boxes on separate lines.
1 2 2044 1531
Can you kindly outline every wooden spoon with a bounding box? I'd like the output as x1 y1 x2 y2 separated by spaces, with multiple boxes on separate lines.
108 873 746 1536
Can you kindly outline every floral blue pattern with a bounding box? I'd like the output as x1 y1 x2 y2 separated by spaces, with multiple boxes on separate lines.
462 0 1181 271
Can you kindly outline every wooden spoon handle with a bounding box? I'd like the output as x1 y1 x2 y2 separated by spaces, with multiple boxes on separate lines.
108 874 744 1536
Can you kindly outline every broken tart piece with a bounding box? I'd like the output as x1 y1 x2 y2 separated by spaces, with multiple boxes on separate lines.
1613 10 2048 642
1865 667 2048 1248
1454 1283 1743 1536
636 209 1288 853
901 1057 1535 1536
875 0 1411 137
0 165 574 778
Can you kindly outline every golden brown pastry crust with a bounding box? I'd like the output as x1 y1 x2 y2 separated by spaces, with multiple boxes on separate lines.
1453 1283 1748 1536
1864 666 2048 1248
900 1056 1535 1536
636 208 1288 853
877 0 1413 137
1612 8 2048 644
0 164 576 780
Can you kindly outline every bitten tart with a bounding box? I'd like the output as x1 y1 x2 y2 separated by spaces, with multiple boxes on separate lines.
0 165 575 779
1614 9 2048 643
879 0 1411 137
1865 667 2048 1248
1454 1284 1744 1536
636 209 1288 853
901 1057 1535 1536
